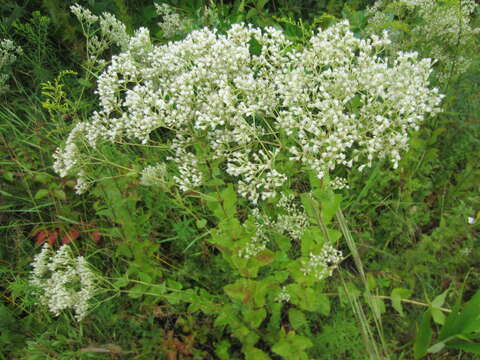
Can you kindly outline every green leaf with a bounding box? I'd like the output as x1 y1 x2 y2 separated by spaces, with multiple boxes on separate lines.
370 295 386 315
432 290 448 308
431 308 446 325
224 279 257 304
33 173 51 184
414 310 432 359
248 37 262 56
440 290 480 340
427 342 445 353
317 294 331 316
128 284 148 299
256 0 269 11
298 287 318 311
288 308 308 330
196 219 207 229
274 233 291 252
53 189 66 201
78 78 93 88
300 226 323 255
206 185 237 220
311 187 342 224
243 307 266 329
116 243 133 258
34 189 49 200
246 8 258 19
222 184 237 217
244 346 271 360
391 287 412 316
290 286 330 314
215 340 231 360
113 278 129 288
448 341 480 354
272 332 312 359
2 172 14 182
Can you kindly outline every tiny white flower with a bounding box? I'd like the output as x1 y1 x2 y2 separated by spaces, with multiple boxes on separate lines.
275 286 291 303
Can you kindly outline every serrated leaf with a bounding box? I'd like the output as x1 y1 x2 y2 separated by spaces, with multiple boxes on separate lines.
288 308 308 330
116 243 133 258
243 307 266 329
244 346 271 360
317 294 331 316
224 279 257 304
221 184 237 217
272 332 312 359
300 226 323 255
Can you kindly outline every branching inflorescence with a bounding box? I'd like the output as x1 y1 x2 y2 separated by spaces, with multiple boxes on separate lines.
0 39 22 94
54 18 443 201
30 244 96 321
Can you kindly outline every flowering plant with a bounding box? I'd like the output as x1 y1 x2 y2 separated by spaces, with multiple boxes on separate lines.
50 8 444 357
30 244 97 321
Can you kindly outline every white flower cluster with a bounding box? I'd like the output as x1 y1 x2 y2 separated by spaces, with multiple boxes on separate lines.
155 3 192 38
239 194 309 258
54 20 443 201
30 244 96 321
0 39 22 94
275 286 291 303
140 162 168 187
238 231 268 259
301 244 343 281
226 149 287 203
238 208 271 259
275 193 309 240
367 0 479 81
70 4 129 69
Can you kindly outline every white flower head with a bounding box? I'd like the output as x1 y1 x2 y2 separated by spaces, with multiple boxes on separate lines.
54 21 443 202
275 286 291 303
301 244 343 281
140 162 168 187
30 244 97 321
0 38 22 93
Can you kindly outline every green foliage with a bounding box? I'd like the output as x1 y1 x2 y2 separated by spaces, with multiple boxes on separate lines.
1 0 479 358
415 290 480 359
